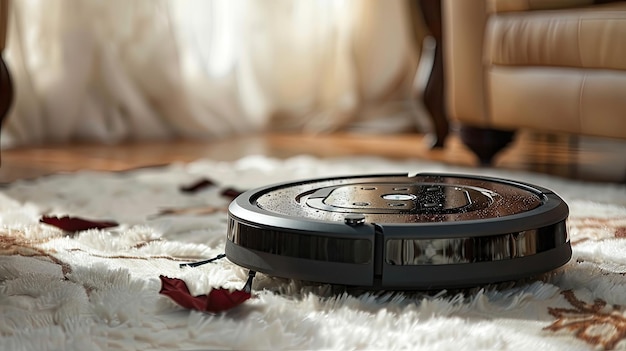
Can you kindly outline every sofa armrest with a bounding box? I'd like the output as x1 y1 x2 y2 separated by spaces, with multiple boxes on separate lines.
443 0 489 126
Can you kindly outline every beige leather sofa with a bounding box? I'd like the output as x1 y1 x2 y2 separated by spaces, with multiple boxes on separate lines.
443 0 626 163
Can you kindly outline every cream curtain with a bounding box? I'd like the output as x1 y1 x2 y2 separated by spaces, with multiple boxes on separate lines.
1 0 425 147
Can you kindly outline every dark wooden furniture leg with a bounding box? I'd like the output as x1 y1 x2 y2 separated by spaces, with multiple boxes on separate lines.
0 57 12 125
0 0 10 132
418 0 448 148
460 125 515 166
0 56 13 164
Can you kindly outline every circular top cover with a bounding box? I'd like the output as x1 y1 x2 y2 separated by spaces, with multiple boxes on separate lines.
255 174 543 223
226 173 571 289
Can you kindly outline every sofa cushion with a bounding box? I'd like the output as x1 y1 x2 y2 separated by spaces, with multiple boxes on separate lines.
486 3 626 70
487 66 626 138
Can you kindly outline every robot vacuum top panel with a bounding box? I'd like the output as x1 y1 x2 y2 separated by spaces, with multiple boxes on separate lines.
255 174 544 224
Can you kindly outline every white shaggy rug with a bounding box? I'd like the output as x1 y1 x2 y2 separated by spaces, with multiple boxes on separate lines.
1 155 626 351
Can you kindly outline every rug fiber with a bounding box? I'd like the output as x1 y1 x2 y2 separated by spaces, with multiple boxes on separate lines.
1 155 626 350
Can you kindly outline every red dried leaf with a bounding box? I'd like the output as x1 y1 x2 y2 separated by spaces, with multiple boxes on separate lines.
180 178 216 193
159 275 207 310
220 187 244 200
40 216 118 232
159 275 251 313
205 288 252 312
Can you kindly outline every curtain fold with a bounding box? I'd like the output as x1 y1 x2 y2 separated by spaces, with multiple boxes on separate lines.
1 0 426 147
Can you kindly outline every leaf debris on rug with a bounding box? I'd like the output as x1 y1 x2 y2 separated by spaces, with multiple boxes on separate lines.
0 155 625 350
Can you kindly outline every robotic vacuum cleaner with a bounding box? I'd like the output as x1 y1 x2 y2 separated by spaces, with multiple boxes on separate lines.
226 173 571 289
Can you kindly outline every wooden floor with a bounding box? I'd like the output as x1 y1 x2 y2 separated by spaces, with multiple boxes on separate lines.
1 131 625 184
